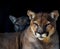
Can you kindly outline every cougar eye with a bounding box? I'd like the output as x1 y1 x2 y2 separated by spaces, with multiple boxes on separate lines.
34 23 38 28
15 23 20 26
34 23 38 26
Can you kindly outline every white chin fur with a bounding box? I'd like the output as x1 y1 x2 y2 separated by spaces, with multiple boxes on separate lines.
35 33 40 38
42 34 46 37
35 33 47 40
38 38 44 40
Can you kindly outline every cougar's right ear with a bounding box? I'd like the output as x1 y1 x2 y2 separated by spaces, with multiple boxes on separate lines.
9 15 17 24
27 10 35 20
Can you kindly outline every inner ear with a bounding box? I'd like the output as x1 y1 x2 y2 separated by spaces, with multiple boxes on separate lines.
27 10 35 20
9 15 17 24
50 10 59 21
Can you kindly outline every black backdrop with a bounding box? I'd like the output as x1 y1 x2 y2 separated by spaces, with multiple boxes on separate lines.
0 0 60 33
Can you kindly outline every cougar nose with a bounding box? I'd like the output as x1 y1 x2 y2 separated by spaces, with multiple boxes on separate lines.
37 27 43 34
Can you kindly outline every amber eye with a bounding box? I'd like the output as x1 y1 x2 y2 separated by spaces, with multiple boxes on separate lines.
34 23 38 26
46 24 52 32
33 23 38 28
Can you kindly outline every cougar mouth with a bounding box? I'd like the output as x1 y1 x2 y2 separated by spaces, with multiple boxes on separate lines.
35 32 47 40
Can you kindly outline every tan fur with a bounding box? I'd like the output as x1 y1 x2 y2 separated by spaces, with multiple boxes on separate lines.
20 10 59 49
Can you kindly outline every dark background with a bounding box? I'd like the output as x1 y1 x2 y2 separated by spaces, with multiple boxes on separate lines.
0 0 60 34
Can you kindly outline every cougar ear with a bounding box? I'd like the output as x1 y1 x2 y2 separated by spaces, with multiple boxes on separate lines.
50 10 59 21
9 15 17 24
27 10 35 20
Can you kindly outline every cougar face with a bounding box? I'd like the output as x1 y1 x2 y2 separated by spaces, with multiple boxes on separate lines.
27 10 59 41
9 16 30 32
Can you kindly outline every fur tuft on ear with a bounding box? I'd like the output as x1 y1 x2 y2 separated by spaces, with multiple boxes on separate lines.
50 10 59 21
27 10 35 20
9 15 17 24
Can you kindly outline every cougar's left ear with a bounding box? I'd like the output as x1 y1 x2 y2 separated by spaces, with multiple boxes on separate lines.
9 15 17 24
50 10 59 21
27 10 35 20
